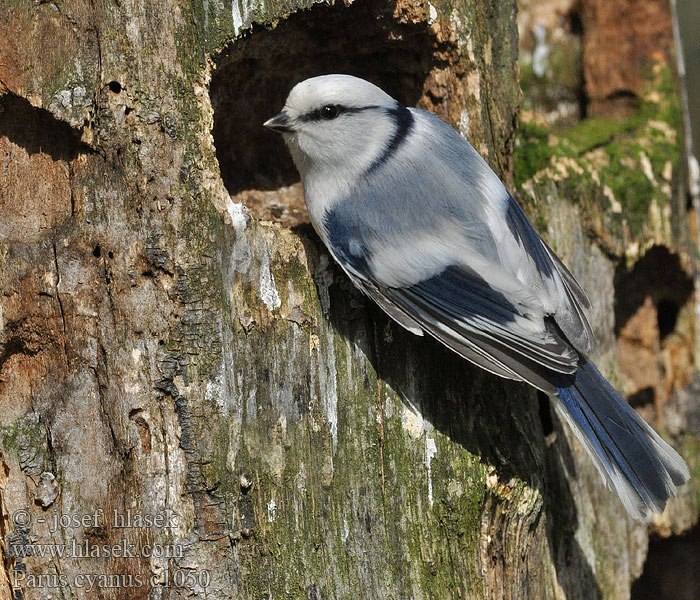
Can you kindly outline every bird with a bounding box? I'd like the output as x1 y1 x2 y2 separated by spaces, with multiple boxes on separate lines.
263 74 690 520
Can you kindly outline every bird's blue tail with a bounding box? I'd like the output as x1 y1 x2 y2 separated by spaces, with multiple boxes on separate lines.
556 357 690 520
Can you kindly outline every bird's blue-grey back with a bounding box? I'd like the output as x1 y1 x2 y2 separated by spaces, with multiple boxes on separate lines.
323 106 595 387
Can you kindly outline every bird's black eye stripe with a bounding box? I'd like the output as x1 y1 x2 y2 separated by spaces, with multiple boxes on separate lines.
301 104 344 121
300 104 377 122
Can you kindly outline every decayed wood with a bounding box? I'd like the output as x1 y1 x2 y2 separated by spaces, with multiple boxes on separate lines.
0 1 697 599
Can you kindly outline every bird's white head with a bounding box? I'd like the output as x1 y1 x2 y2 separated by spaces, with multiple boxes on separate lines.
264 74 402 180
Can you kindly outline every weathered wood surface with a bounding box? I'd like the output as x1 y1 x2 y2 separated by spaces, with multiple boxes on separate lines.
0 1 698 599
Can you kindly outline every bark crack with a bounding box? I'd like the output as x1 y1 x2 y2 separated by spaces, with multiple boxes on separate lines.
93 361 120 457
93 340 123 458
149 340 173 509
51 241 69 364
89 0 103 100
375 378 387 504
304 413 317 523
480 66 504 176
68 162 76 218
371 325 388 526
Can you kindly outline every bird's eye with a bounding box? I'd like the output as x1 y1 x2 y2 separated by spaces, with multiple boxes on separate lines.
320 105 340 120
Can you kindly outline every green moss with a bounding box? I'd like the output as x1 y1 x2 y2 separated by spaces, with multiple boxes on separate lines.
558 115 640 155
676 434 700 512
534 201 549 235
279 253 307 283
515 61 682 242
271 251 318 323
647 64 683 129
0 414 48 471
513 122 555 189
601 141 656 236
376 390 489 598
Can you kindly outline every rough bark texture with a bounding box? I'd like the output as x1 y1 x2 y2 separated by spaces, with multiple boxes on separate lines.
0 1 698 600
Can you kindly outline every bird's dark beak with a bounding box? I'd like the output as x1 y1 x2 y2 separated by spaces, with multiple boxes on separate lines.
263 112 295 133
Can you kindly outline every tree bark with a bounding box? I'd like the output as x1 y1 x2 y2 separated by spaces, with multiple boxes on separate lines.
0 1 697 599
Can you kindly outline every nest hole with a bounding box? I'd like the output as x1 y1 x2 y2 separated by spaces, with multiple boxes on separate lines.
627 386 655 409
614 246 693 337
631 521 700 600
614 246 694 405
210 0 441 227
566 8 583 36
657 298 681 340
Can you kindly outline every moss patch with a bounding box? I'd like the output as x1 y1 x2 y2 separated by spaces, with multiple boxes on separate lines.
515 63 682 244
513 122 555 189
0 413 49 475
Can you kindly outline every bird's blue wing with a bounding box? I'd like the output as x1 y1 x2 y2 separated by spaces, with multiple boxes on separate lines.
503 194 594 352
323 214 581 393
382 265 578 394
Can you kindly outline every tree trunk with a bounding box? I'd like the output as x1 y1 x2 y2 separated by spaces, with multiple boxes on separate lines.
0 1 697 599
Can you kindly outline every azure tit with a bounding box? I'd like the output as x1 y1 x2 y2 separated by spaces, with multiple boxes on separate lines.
264 74 690 519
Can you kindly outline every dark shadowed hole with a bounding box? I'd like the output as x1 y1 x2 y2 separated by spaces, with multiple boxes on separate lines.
631 521 700 600
92 245 102 258
108 81 122 94
604 89 640 114
566 9 583 35
538 391 554 436
627 387 655 408
606 89 638 102
209 0 441 222
614 246 694 336
657 299 680 340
